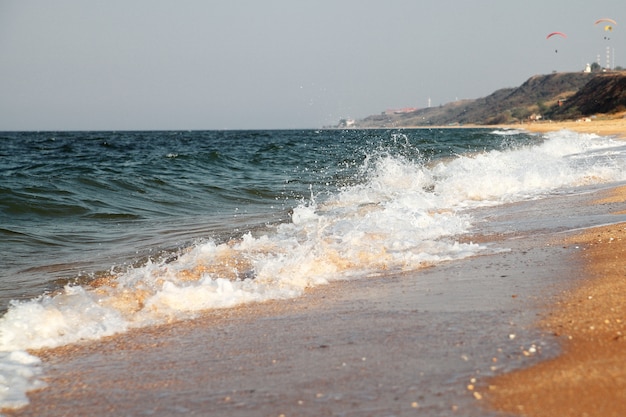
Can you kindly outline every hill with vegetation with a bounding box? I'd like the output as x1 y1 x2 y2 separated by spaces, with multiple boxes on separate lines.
549 72 626 120
347 71 626 128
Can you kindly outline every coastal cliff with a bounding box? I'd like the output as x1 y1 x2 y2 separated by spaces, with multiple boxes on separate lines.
349 71 626 128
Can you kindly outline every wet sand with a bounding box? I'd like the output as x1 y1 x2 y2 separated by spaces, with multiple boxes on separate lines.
4 244 566 417
485 189 626 416
7 184 626 417
3 195 596 416
482 119 626 416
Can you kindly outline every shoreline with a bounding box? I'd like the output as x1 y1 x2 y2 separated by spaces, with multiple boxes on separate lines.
5 201 586 416
485 218 626 416
360 113 626 139
503 116 626 138
482 119 626 416
4 122 626 416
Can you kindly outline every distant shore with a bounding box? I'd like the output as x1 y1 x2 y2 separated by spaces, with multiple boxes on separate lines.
484 120 626 416
501 114 626 138
361 113 626 139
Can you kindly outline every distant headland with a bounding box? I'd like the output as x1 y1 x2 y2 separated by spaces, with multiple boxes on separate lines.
334 71 626 129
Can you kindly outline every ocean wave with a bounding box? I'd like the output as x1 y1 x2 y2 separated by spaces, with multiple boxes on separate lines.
3 129 626 410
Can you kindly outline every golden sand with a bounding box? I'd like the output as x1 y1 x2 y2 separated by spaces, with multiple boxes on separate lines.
485 129 626 416
506 114 626 138
486 221 626 416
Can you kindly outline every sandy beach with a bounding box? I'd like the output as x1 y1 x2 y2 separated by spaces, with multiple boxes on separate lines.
506 114 626 138
485 220 626 416
4 119 626 417
482 119 626 416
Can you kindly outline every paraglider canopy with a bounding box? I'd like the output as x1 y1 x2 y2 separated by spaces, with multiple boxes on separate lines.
546 31 567 39
595 18 617 26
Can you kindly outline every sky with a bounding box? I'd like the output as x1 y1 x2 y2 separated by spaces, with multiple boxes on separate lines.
1 1 624 131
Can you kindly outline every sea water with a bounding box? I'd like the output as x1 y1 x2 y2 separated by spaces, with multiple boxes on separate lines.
2 128 626 410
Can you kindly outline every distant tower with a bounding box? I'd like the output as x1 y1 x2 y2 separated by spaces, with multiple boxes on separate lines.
428 97 431 108
606 46 611 70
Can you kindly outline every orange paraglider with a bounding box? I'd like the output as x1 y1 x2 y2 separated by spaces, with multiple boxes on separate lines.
546 32 566 53
546 31 567 39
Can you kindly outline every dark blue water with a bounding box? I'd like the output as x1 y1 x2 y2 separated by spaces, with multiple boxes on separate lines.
0 129 534 308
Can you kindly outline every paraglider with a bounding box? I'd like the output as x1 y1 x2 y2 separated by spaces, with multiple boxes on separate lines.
546 32 566 53
595 18 617 40
594 18 617 26
594 19 617 69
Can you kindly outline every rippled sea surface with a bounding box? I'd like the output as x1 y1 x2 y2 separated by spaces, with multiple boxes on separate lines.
1 129 532 307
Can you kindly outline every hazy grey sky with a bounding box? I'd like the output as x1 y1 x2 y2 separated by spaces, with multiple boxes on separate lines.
1 1 624 130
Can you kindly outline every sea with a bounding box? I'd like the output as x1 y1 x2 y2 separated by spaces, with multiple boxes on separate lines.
2 128 626 412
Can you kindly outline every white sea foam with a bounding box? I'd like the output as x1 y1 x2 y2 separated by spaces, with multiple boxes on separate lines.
490 128 525 135
3 129 626 411
0 351 45 410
